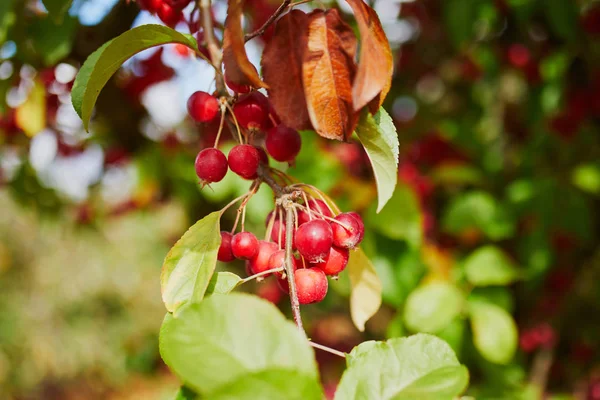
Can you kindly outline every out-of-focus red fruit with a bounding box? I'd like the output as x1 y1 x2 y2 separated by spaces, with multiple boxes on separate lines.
194 148 228 183
187 91 220 123
137 0 162 12
247 240 279 275
228 144 260 179
164 0 192 9
311 246 349 276
173 43 192 57
331 213 362 249
582 5 600 35
218 231 235 262
265 125 302 162
157 2 182 27
231 231 259 260
398 161 434 203
257 278 283 304
507 44 530 69
232 92 270 131
295 268 328 304
295 220 333 263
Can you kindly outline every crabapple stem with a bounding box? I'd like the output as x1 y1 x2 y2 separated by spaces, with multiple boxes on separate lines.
284 203 305 336
295 204 353 230
212 102 227 148
241 267 284 283
225 104 245 144
199 0 226 95
308 341 346 358
244 0 291 42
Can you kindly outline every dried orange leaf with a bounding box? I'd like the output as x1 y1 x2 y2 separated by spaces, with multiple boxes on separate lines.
303 9 358 141
223 0 266 89
261 10 312 130
345 0 393 111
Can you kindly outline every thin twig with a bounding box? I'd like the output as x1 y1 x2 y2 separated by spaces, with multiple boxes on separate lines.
284 203 305 335
242 267 284 283
212 102 227 148
309 341 346 358
288 0 314 7
529 348 554 395
199 0 226 95
244 0 291 42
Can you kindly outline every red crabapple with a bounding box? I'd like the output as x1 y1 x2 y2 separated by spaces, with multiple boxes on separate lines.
157 3 182 27
187 91 219 123
137 0 162 12
232 92 270 130
270 219 295 249
311 246 349 276
268 250 299 278
218 231 235 262
298 199 333 225
231 231 259 260
248 240 279 275
195 148 228 183
228 144 260 179
265 125 301 162
347 211 365 243
295 268 328 304
164 0 192 9
295 219 333 263
225 73 251 94
331 213 362 249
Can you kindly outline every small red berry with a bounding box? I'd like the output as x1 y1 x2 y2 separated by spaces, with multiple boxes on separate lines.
232 92 270 131
257 278 283 304
347 211 365 243
195 148 228 183
311 246 349 276
295 268 328 304
270 219 295 249
268 250 299 278
257 147 269 165
295 219 333 263
137 0 162 13
187 91 219 123
248 240 279 275
231 231 259 260
217 231 235 262
164 0 192 9
225 73 251 94
331 213 362 249
298 199 333 225
228 144 260 179
265 209 281 226
157 3 182 27
266 125 301 162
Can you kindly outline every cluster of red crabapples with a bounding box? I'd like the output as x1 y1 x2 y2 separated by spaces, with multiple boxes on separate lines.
217 198 365 305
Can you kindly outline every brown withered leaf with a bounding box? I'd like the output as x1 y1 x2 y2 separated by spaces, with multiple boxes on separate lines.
303 9 358 141
261 10 312 131
223 0 266 89
345 0 393 112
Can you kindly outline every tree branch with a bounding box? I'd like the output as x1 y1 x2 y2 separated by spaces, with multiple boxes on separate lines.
284 203 305 335
199 0 226 95
244 0 291 42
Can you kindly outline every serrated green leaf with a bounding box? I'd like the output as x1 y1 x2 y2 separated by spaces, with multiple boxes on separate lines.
335 334 469 400
469 299 517 365
71 25 200 131
161 211 221 312
355 108 399 213
464 245 521 286
159 294 321 398
41 0 73 23
348 248 382 332
206 272 242 295
404 282 464 333
367 183 422 248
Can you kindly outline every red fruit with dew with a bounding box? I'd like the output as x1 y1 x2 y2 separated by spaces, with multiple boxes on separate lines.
218 231 235 262
157 3 182 27
194 148 228 183
295 219 333 263
331 213 362 249
187 91 219 123
265 125 302 162
248 240 279 275
231 231 259 260
295 268 328 304
312 246 349 276
232 92 270 130
228 144 260 179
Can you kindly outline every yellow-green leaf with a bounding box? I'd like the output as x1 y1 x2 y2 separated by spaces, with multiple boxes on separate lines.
15 80 46 137
348 248 382 331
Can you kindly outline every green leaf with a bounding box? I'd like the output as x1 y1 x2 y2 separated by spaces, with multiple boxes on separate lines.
355 108 399 213
206 272 242 295
572 163 600 196
348 248 382 332
367 183 422 248
442 191 515 240
404 282 464 333
71 24 199 131
0 0 16 44
173 386 198 400
41 0 73 23
469 299 517 365
544 0 580 42
335 334 469 400
443 0 477 49
464 245 521 286
27 15 77 66
159 294 321 398
430 163 484 186
161 211 221 313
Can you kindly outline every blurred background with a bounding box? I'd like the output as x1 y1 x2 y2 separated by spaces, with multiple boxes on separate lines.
0 0 599 399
